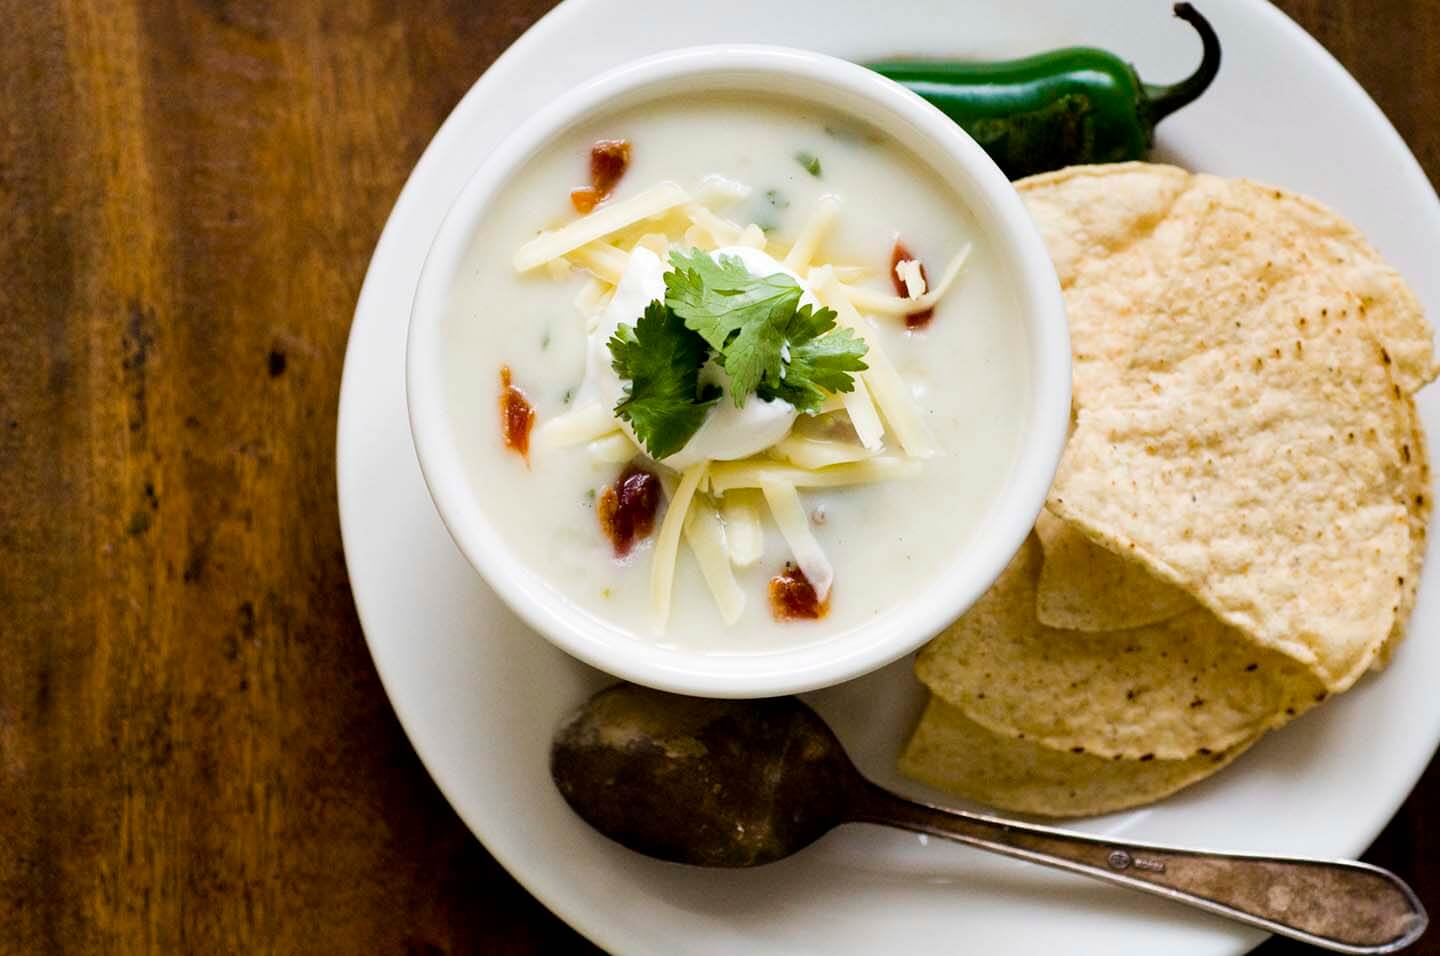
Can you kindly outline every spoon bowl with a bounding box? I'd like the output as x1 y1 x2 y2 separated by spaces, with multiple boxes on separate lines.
552 685 856 866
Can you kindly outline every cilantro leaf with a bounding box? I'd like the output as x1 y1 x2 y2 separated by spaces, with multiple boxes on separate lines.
665 249 867 413
608 301 719 459
665 250 805 403
758 308 868 413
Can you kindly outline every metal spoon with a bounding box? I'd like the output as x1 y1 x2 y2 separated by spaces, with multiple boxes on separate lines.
551 683 1427 954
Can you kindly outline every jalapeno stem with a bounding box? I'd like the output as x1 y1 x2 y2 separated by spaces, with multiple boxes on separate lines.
1146 3 1222 124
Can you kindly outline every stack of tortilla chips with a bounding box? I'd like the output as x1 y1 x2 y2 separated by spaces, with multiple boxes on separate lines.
901 164 1435 817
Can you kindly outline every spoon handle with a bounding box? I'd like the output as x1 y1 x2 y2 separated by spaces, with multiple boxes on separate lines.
855 784 1426 954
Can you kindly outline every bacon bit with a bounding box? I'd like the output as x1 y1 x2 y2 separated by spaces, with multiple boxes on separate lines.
890 238 934 329
590 139 631 193
769 562 830 621
570 186 601 214
569 139 632 213
499 365 536 463
597 464 660 557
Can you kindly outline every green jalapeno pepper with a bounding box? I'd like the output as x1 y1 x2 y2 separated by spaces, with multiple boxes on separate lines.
868 3 1220 179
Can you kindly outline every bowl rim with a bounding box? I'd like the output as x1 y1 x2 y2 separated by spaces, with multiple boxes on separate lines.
405 43 1070 698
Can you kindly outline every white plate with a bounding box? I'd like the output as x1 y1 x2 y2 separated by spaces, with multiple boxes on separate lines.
336 1 1440 953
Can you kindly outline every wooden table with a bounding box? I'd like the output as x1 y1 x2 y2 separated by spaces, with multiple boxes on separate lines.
2 1 1435 952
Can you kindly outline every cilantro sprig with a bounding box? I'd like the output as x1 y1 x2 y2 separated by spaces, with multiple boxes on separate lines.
608 302 720 460
757 311 869 412
607 250 868 459
665 250 808 404
665 250 868 409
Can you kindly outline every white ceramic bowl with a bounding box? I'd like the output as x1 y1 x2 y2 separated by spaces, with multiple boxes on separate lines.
406 44 1069 698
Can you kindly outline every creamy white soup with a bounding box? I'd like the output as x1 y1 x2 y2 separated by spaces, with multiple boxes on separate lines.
438 94 1030 653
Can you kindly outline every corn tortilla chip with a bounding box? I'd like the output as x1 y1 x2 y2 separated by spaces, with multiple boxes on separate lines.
899 695 1257 818
1374 398 1431 669
916 536 1325 760
1032 170 1428 690
1253 185 1437 395
1034 508 1194 631
1021 166 1434 638
1019 163 1191 405
1018 164 1436 407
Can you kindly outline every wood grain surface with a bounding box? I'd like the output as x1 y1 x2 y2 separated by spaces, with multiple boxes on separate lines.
0 1 1435 953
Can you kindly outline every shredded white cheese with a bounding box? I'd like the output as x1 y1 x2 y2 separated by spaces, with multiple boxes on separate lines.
652 461 707 629
770 433 876 470
697 174 751 207
684 496 746 624
634 232 670 258
565 242 629 284
764 238 792 262
807 266 885 451
760 479 833 602
828 264 870 283
683 224 717 251
709 456 920 494
688 206 743 247
839 378 886 452
841 243 972 316
535 402 615 449
814 270 939 459
783 195 841 273
573 277 610 317
737 223 767 250
587 431 637 464
515 181 690 272
895 259 926 298
719 489 764 568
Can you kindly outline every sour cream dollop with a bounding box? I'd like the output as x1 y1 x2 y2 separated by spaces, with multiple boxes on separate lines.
584 245 823 469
